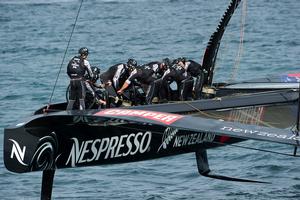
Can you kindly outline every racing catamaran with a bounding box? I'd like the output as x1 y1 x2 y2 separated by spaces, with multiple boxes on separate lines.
4 0 300 199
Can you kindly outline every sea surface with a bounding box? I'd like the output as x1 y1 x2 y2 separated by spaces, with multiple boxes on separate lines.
1 0 300 199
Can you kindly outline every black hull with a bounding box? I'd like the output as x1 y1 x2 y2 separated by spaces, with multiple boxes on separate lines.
4 89 300 174
4 0 300 198
4 113 243 173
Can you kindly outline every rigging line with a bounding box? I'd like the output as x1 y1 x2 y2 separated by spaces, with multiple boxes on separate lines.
211 141 300 157
183 101 224 119
228 0 247 82
230 107 275 128
183 100 275 128
46 0 84 109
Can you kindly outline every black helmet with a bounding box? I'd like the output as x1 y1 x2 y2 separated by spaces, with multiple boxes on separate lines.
78 47 89 56
172 58 180 65
127 58 137 70
162 58 171 67
92 66 100 75
178 57 186 63
91 66 101 81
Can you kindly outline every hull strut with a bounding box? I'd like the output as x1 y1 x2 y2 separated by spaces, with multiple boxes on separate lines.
41 170 55 200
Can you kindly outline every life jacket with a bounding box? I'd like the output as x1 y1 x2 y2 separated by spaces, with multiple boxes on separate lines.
67 56 86 79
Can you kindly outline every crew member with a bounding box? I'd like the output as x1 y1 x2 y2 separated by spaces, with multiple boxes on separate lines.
85 66 107 108
66 47 94 110
145 58 170 79
146 58 171 103
160 58 194 101
179 57 204 99
100 59 137 90
116 58 169 104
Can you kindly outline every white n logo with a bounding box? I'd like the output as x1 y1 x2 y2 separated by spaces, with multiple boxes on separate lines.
9 139 28 166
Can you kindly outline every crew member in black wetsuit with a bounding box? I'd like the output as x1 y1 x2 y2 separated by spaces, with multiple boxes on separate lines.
160 58 194 101
179 57 204 99
66 47 94 110
144 58 170 79
117 58 169 104
85 66 107 107
100 58 137 97
146 58 171 103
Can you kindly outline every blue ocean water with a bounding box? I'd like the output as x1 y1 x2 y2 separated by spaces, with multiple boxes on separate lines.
1 0 300 199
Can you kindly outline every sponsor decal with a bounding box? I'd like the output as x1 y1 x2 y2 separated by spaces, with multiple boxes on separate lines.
9 139 28 166
173 132 215 147
157 128 215 152
29 133 59 171
280 74 300 83
220 126 300 142
288 73 300 78
95 109 183 125
66 131 152 167
157 127 178 152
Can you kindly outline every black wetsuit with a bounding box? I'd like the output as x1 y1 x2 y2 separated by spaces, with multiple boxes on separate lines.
146 61 166 78
66 56 93 110
184 60 204 99
100 63 129 97
125 63 163 104
161 63 194 101
142 61 168 103
100 63 129 90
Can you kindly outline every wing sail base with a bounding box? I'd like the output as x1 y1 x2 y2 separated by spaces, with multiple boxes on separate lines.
195 149 270 183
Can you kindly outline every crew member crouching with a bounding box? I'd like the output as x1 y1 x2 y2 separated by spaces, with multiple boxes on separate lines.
117 58 169 104
179 57 204 99
159 58 194 102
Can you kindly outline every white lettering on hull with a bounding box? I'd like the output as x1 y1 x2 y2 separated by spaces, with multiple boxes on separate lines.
95 109 183 125
220 126 300 142
173 133 215 147
66 131 152 167
158 128 215 151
